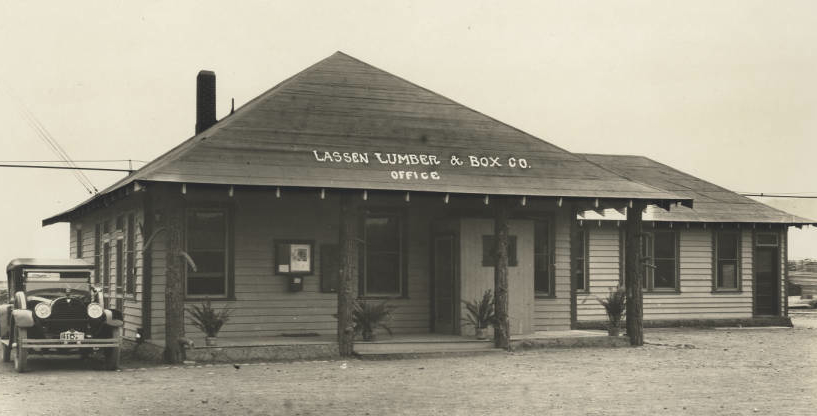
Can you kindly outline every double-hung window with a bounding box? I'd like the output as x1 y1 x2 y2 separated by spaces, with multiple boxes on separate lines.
646 230 679 291
713 231 741 291
620 230 679 291
574 229 589 292
126 213 136 296
186 208 231 298
361 213 405 297
94 224 101 284
75 228 83 259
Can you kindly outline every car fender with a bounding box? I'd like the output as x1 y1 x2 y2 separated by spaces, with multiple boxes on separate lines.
12 309 34 328
14 292 26 309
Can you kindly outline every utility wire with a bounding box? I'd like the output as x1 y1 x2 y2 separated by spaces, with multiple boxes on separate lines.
20 106 98 193
4 84 99 194
742 194 817 199
0 164 132 172
0 159 147 164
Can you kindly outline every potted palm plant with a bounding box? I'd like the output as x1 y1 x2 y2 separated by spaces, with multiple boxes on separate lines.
353 300 397 341
462 289 496 340
187 299 233 346
597 285 626 336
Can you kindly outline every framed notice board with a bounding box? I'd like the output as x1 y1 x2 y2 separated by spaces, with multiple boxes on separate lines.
275 240 314 275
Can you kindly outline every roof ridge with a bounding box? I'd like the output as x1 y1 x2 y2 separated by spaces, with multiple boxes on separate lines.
334 52 585 160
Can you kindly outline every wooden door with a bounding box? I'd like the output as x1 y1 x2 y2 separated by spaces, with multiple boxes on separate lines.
754 244 779 316
433 234 457 334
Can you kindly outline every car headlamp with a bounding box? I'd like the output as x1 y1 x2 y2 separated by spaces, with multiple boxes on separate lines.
34 302 52 319
87 303 104 319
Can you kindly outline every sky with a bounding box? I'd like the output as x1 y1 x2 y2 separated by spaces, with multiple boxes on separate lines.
0 1 815 263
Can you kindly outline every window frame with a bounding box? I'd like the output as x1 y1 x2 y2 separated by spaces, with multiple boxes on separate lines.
534 217 556 298
102 242 111 290
359 210 408 299
125 213 136 297
712 230 742 293
644 230 680 292
115 238 124 296
184 205 235 300
75 227 83 259
574 227 589 293
621 228 680 293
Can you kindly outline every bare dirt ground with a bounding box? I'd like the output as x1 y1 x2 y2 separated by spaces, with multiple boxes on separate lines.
2 314 816 416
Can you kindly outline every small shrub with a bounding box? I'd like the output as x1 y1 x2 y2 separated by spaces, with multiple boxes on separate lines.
462 289 496 334
353 300 396 341
598 286 626 333
187 299 233 337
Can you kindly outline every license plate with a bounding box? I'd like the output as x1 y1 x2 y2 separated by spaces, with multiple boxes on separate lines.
60 331 85 341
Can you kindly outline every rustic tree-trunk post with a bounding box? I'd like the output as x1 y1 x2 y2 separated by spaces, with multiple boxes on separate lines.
569 205 581 329
337 192 359 357
625 201 647 346
493 197 511 350
163 186 186 363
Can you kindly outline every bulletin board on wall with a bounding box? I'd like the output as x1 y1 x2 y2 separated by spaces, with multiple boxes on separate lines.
274 240 315 275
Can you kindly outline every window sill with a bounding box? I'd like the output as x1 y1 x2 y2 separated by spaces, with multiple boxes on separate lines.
534 294 556 299
184 296 236 302
711 289 743 295
358 295 408 301
644 290 682 295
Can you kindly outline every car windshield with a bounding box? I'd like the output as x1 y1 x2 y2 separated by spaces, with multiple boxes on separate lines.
25 282 93 299
23 270 93 299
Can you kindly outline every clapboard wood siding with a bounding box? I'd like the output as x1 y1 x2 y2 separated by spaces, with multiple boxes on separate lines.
149 189 434 339
577 225 755 321
533 208 571 330
70 195 145 340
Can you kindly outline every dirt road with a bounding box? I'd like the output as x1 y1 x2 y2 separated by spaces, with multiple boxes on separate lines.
1 315 815 415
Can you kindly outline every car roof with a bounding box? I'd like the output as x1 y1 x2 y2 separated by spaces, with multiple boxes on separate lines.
6 258 94 273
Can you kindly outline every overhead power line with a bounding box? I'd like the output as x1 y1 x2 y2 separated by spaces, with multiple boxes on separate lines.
742 193 817 199
0 159 147 164
0 164 132 172
19 106 98 193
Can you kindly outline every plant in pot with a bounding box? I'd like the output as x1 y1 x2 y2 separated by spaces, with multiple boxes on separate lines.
597 285 626 336
352 300 397 341
462 289 496 340
187 299 233 346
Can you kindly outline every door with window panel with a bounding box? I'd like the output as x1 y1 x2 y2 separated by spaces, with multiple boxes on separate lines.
754 233 780 316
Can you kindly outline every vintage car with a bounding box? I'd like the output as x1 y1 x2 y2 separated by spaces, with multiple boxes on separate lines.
0 258 123 372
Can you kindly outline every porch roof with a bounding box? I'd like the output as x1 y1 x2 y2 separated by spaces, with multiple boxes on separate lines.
578 154 815 225
44 52 690 225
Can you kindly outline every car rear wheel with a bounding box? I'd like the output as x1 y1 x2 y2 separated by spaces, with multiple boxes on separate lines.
13 327 28 373
103 347 120 371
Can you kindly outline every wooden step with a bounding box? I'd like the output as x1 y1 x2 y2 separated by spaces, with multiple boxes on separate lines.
354 339 495 355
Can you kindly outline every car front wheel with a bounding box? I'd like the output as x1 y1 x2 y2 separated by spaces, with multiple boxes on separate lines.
13 327 27 373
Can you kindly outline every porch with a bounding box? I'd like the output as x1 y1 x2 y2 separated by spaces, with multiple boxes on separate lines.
138 330 628 363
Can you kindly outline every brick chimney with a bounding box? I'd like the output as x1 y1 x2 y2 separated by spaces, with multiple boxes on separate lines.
195 70 216 134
